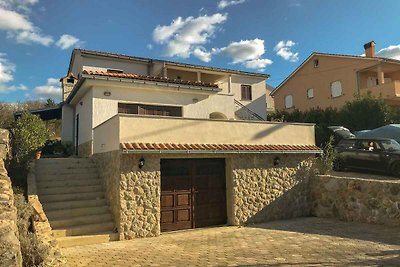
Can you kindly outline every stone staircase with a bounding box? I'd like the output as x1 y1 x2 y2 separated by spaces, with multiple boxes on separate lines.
36 158 118 248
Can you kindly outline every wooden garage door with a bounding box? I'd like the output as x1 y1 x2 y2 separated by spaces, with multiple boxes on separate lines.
160 159 226 232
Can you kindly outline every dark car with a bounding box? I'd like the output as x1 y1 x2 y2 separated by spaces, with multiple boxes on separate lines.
333 137 400 177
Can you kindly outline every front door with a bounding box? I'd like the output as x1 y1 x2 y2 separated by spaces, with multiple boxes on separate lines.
160 158 226 232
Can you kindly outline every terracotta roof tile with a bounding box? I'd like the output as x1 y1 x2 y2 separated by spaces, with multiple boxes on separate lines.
82 70 219 89
120 142 321 153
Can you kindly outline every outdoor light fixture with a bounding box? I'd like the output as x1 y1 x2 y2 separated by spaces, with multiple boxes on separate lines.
104 91 111 96
273 156 280 166
138 157 145 169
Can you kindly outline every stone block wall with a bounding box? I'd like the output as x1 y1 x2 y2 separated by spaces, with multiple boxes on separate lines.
119 154 161 239
311 175 400 226
77 141 92 157
92 150 122 235
0 129 22 267
231 154 314 225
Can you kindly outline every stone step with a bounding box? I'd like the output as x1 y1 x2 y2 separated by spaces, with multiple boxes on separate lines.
38 158 93 165
42 199 107 211
39 185 103 195
36 167 98 175
50 213 113 229
36 173 99 181
39 191 104 203
36 163 96 170
46 206 110 220
56 233 119 248
37 178 101 189
53 222 115 237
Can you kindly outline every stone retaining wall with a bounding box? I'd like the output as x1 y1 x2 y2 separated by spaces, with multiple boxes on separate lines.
119 154 161 239
231 154 314 225
92 150 122 237
311 175 400 226
0 129 22 267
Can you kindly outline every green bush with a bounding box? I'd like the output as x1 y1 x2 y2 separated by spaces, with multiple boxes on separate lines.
268 95 400 146
11 113 48 167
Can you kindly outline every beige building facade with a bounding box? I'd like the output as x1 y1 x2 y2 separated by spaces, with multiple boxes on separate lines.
271 41 400 111
57 49 320 238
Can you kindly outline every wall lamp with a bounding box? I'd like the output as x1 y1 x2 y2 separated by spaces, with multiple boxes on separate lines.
138 157 145 169
104 91 111 97
273 156 280 166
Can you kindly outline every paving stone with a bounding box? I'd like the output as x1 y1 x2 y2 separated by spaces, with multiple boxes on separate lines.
61 217 400 266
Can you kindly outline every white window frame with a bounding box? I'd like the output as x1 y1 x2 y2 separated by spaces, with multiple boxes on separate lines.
307 88 314 99
284 95 293 109
330 80 342 98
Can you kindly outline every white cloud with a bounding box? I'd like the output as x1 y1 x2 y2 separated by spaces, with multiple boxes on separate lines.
0 8 32 31
274 40 299 62
376 44 400 60
147 43 153 50
215 38 265 63
0 2 83 47
217 0 246 10
12 29 53 45
0 53 15 83
211 38 272 71
33 78 61 100
0 83 27 93
0 53 28 93
152 13 227 59
193 47 212 62
56 34 81 50
243 58 273 71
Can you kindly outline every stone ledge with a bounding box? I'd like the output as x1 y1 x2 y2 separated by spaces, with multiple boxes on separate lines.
27 162 65 266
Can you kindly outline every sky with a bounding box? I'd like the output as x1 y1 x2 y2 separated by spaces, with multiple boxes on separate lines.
1 0 400 103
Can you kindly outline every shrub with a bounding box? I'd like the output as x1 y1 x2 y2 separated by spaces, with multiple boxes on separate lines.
315 135 335 175
11 113 48 167
41 140 74 157
14 193 49 267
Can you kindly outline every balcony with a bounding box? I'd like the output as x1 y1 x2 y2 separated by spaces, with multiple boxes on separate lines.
359 80 400 102
93 114 317 154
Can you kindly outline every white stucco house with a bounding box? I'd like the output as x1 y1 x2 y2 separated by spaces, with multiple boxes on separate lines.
37 49 320 244
60 49 273 155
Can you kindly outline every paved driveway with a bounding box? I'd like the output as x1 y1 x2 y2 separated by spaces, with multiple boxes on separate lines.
61 217 400 266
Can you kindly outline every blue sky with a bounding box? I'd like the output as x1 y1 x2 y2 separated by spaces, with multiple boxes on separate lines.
1 0 400 103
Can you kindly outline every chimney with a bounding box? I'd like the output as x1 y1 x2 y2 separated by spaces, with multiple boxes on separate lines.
60 72 78 101
364 41 376 58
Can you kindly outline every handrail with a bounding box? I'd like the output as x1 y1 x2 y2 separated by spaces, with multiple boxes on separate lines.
234 99 265 121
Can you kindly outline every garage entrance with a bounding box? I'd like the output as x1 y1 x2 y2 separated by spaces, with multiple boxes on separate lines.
160 158 227 232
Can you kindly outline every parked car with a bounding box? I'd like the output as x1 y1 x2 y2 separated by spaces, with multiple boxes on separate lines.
333 137 400 177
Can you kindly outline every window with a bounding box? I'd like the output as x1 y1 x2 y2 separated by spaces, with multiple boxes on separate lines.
330 81 342 98
284 95 293 108
107 68 123 74
118 103 182 117
307 88 314 99
314 59 319 68
67 77 75 83
241 85 252 100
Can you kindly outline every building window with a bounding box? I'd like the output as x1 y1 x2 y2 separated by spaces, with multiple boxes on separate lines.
284 95 293 109
314 59 319 68
118 103 182 117
241 85 252 100
107 68 123 74
330 80 342 98
307 88 314 99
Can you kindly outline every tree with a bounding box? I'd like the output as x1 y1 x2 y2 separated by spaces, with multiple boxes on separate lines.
44 98 56 107
11 113 48 166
